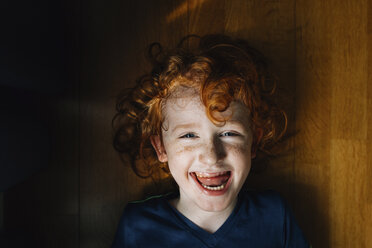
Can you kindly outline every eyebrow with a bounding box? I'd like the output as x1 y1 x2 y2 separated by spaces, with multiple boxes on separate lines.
226 119 250 127
171 123 199 133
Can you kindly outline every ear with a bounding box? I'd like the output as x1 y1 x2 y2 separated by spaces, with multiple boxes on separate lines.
251 128 263 159
150 135 168 162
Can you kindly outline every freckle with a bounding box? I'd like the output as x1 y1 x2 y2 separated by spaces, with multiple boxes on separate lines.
176 145 199 155
227 144 249 157
175 149 183 155
176 146 194 154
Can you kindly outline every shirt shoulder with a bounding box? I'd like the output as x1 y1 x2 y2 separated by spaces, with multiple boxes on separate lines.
112 193 188 248
236 190 310 248
239 189 286 218
237 190 286 231
125 194 169 216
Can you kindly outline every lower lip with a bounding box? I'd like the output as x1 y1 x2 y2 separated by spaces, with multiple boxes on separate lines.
190 172 232 196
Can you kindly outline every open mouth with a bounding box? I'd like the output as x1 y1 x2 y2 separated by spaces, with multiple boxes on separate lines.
191 171 232 193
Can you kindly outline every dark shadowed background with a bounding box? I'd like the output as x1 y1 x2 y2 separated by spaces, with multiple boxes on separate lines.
1 0 371 247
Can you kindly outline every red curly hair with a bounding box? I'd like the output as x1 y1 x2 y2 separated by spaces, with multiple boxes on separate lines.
113 34 287 179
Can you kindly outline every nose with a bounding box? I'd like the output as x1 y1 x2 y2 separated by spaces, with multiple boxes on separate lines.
198 136 226 165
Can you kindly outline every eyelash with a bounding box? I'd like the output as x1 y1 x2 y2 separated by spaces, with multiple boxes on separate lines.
179 132 241 139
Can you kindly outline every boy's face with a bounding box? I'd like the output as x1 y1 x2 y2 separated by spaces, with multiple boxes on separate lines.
152 90 254 213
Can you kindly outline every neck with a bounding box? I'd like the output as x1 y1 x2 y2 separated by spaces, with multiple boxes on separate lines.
170 194 237 234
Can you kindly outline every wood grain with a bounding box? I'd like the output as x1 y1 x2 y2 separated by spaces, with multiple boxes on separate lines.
367 1 372 245
330 140 368 247
327 1 370 246
295 1 333 246
296 0 372 247
188 0 226 34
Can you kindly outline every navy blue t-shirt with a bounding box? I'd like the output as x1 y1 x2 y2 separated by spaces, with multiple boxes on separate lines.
112 190 309 247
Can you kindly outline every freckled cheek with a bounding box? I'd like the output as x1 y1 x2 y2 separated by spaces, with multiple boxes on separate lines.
165 144 200 163
175 145 199 155
225 143 251 159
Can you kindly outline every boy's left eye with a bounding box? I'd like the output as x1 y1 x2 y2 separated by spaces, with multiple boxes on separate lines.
220 131 240 137
180 133 197 138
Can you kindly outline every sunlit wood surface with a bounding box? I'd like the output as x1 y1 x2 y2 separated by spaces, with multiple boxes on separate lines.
4 0 372 247
295 0 372 247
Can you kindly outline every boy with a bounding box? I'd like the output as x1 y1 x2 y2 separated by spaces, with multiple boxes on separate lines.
112 34 309 247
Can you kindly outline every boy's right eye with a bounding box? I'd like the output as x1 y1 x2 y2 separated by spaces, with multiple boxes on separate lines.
180 133 196 138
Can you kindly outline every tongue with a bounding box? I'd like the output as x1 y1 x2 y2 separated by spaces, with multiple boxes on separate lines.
196 173 230 186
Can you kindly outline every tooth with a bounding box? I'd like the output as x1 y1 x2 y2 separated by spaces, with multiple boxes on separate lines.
201 182 226 191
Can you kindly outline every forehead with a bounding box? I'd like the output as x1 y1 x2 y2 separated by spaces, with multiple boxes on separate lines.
164 87 203 112
162 87 251 128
